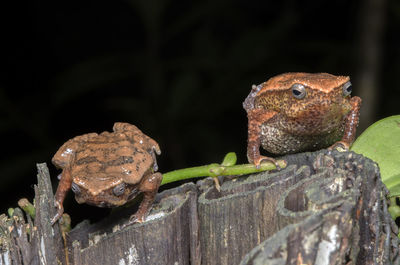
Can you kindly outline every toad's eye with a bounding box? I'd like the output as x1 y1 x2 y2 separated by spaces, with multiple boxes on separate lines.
113 183 126 196
71 183 81 194
343 81 352 96
291 84 306 99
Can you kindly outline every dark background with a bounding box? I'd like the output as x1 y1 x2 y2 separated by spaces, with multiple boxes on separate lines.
1 0 399 225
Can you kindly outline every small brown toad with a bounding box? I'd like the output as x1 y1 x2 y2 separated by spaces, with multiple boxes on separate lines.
243 73 362 167
51 122 162 226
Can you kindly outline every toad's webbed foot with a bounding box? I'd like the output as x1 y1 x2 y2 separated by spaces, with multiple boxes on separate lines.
328 141 350 152
120 210 148 230
250 155 281 170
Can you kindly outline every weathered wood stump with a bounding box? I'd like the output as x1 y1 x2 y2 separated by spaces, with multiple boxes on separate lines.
0 150 399 265
0 164 65 265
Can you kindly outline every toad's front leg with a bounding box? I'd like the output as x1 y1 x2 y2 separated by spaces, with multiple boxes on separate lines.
246 108 279 168
127 172 162 225
51 169 72 225
329 96 362 150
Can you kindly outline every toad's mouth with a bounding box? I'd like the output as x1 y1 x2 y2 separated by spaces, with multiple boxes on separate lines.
85 200 117 208
74 186 141 208
75 195 127 208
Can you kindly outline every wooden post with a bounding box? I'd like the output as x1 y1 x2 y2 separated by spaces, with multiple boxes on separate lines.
0 163 65 265
68 183 199 265
239 151 399 264
0 150 399 265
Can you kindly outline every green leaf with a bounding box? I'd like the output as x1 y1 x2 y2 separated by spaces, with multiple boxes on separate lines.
388 205 400 220
221 152 237 166
351 115 400 197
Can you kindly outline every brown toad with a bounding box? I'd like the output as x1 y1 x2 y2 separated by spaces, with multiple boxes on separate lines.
51 122 162 226
243 72 362 167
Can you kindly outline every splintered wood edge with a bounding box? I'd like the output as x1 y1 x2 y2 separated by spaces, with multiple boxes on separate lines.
33 163 65 265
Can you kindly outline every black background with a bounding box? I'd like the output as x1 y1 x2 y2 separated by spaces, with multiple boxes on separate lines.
1 0 399 225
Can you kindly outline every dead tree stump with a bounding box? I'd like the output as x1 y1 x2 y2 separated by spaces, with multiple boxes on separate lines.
0 150 399 265
238 151 399 265
0 164 65 265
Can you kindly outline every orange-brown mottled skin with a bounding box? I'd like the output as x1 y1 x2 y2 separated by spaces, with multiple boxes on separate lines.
243 73 362 167
51 122 162 226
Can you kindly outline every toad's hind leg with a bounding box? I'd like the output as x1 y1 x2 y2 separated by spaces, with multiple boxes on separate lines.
139 136 161 171
113 122 161 170
128 172 162 224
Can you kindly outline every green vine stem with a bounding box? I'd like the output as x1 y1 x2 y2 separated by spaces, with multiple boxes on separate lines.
160 152 287 186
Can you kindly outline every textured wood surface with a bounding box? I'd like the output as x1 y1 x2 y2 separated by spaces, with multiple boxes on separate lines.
239 151 400 265
0 163 65 265
68 183 199 265
0 150 399 265
197 164 309 264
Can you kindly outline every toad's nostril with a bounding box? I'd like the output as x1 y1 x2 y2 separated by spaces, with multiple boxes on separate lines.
113 183 126 196
71 183 81 194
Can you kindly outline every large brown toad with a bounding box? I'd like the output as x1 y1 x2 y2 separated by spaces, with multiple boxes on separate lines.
51 122 162 226
243 73 362 167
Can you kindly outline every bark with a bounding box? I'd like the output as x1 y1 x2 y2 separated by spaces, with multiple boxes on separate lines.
239 151 399 265
68 183 199 265
0 163 65 265
0 150 398 265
